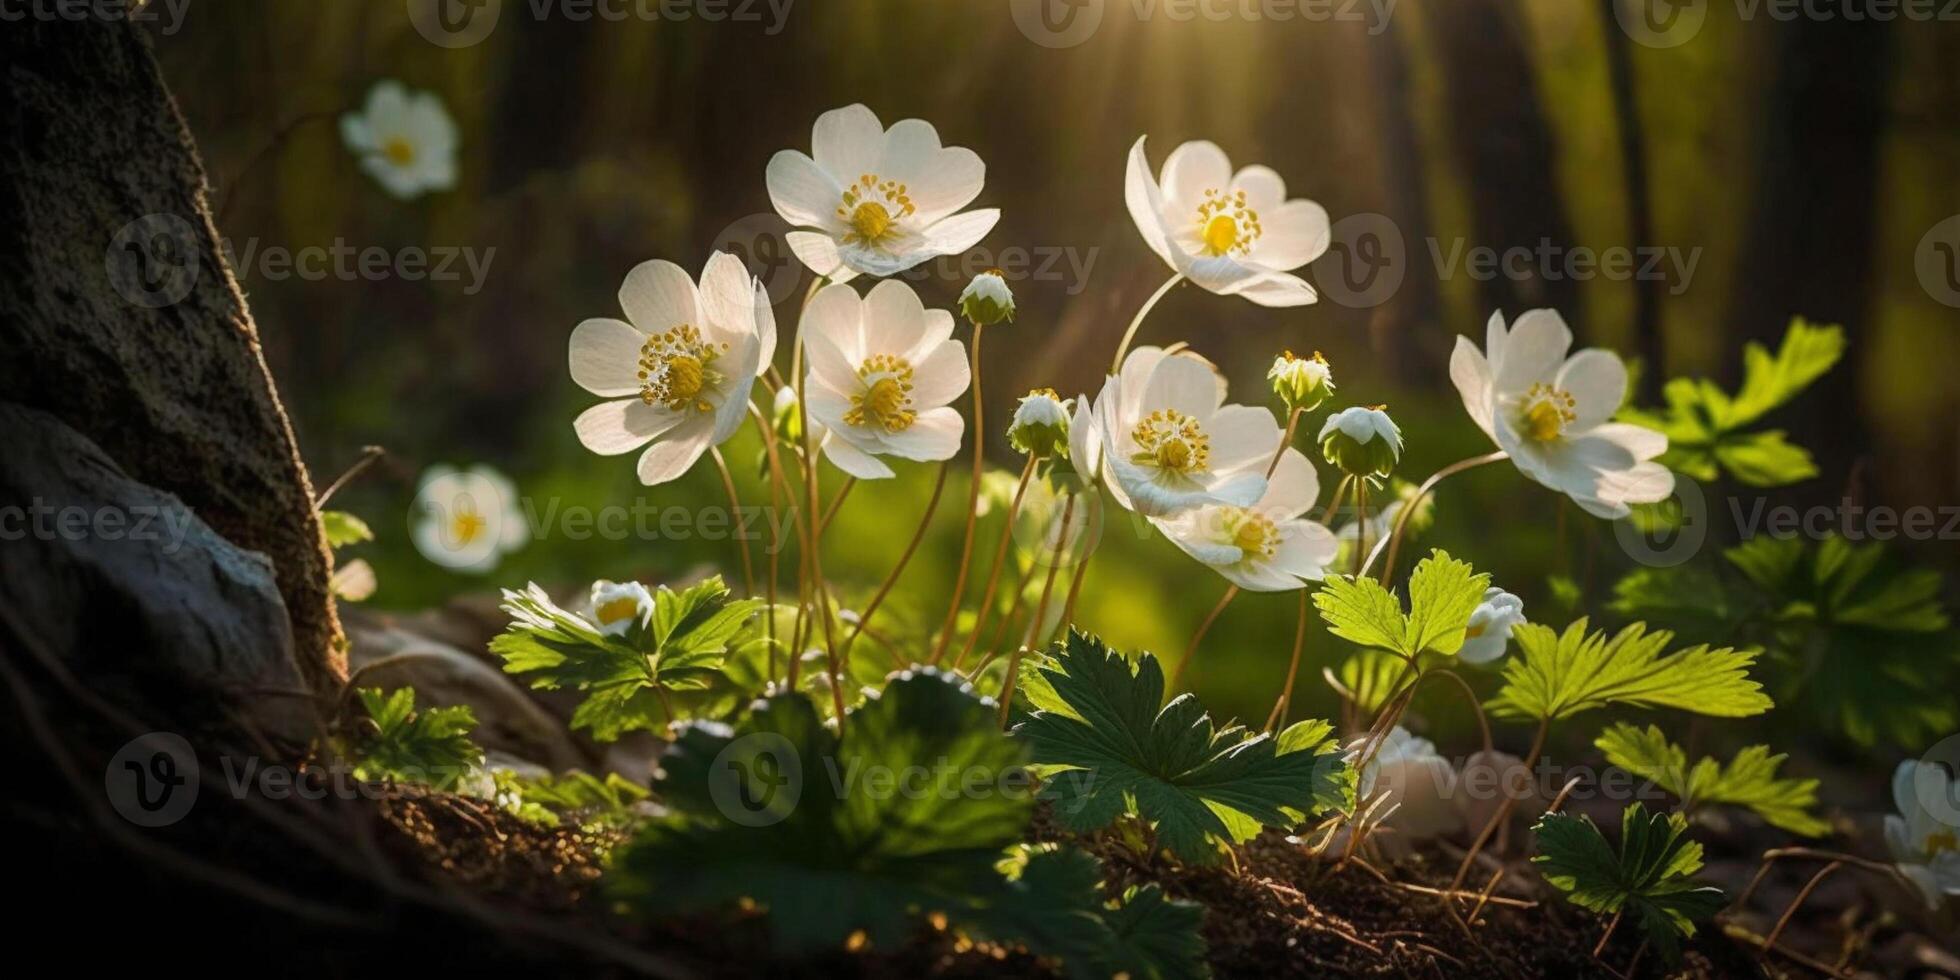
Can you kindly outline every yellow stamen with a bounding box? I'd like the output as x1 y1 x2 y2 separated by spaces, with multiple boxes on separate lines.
1194 188 1261 257
595 596 641 627
450 509 485 546
1130 409 1210 474
1519 383 1578 442
637 324 727 412
382 137 417 166
845 354 917 432
1927 829 1959 856
1230 510 1278 560
838 173 915 249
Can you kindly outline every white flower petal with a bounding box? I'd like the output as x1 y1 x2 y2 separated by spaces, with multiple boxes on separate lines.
766 149 842 229
1070 394 1102 484
918 208 1000 261
1230 165 1287 212
1249 200 1331 272
635 419 713 486
880 405 964 461
811 103 885 183
1272 521 1340 582
862 278 929 356
618 259 699 334
1557 349 1629 432
1493 308 1573 391
1259 448 1321 519
1449 335 1499 443
1228 271 1319 307
1141 353 1225 422
786 230 853 280
1206 404 1283 473
574 399 683 455
698 251 759 348
822 431 897 479
803 282 866 364
879 119 984 223
567 317 646 397
1124 137 1174 265
908 338 971 408
1160 140 1233 207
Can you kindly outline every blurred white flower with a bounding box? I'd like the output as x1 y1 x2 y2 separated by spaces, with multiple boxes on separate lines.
1352 726 1462 841
1458 587 1526 665
1449 309 1672 519
1125 137 1330 307
767 104 999 282
569 254 775 486
340 81 458 199
802 280 970 479
587 580 654 637
1885 760 1960 908
1153 448 1339 592
1094 346 1279 518
410 464 526 573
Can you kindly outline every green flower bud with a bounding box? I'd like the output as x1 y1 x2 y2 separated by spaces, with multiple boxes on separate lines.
771 385 803 444
1268 349 1334 412
1319 405 1402 480
1007 388 1071 458
959 269 1015 326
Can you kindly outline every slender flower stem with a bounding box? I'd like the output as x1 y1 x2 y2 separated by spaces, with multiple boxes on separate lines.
313 445 385 507
841 460 951 658
1169 584 1239 691
1350 478 1369 577
749 401 809 683
1109 273 1184 374
817 476 856 538
1024 491 1077 651
952 456 1037 671
709 446 756 597
1362 450 1508 583
790 279 845 726
1448 716 1551 895
1059 537 1094 635
1263 590 1312 732
1269 407 1303 478
1592 911 1623 960
930 321 988 665
1764 862 1842 952
1320 474 1351 525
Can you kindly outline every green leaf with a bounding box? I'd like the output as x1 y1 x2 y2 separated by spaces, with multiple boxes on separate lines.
320 510 373 548
1333 648 1411 713
509 769 650 827
1487 618 1772 722
1533 804 1727 964
1726 536 1960 747
970 846 1211 980
1595 724 1827 837
610 669 1035 952
350 687 483 792
492 579 761 741
1013 630 1348 863
1619 319 1843 488
1312 550 1490 660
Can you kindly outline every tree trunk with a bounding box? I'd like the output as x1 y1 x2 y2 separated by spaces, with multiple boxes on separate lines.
1 16 344 690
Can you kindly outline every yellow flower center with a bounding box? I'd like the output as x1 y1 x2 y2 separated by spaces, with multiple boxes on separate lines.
449 507 486 546
1195 188 1261 257
1464 622 1487 639
1230 509 1278 560
838 174 916 249
638 324 727 413
595 596 641 627
1130 409 1211 474
1927 829 1960 857
1518 383 1578 442
382 137 417 166
845 354 917 432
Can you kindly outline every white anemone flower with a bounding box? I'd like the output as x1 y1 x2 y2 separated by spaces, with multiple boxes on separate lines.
1094 346 1281 518
1352 726 1462 841
1068 394 1102 486
1885 760 1960 908
1458 588 1526 665
767 104 1000 283
1450 309 1673 519
1152 448 1339 591
1125 137 1331 307
570 254 775 486
410 464 526 573
802 280 970 479
587 580 654 638
340 81 458 200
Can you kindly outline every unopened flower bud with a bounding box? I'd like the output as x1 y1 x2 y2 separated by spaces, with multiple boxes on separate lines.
959 269 1015 326
1008 388 1071 458
1319 405 1403 480
1269 349 1334 412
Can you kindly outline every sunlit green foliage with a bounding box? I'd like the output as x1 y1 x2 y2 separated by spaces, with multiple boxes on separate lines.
1313 550 1489 661
320 510 374 547
1595 723 1827 837
1487 618 1771 722
1014 630 1348 863
1533 804 1726 964
350 687 482 792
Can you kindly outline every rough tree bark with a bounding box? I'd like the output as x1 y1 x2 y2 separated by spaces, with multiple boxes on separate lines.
0 15 345 690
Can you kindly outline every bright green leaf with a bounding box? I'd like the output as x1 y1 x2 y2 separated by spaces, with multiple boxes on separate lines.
350 687 482 792
1487 619 1771 722
1313 550 1490 661
1595 724 1827 837
320 510 373 548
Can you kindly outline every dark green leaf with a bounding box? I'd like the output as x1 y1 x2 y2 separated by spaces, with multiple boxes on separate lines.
1534 804 1726 964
